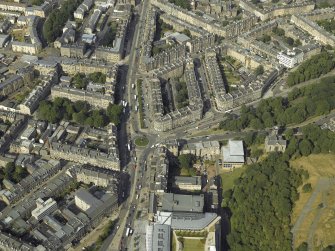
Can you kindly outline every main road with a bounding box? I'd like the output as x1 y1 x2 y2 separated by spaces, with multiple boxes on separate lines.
100 0 151 250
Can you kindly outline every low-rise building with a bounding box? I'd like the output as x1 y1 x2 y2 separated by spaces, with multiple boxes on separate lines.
172 176 202 191
180 141 220 159
161 193 204 213
265 130 287 153
146 223 171 251
277 49 304 68
31 197 58 220
221 140 245 169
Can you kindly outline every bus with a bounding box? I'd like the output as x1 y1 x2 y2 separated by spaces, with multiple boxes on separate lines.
126 227 130 237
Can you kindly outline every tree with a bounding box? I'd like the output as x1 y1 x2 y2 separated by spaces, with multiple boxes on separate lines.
182 29 191 37
323 245 335 251
13 166 28 183
178 154 196 169
254 65 264 76
227 153 303 251
88 72 106 83
72 73 88 89
302 183 312 193
43 0 82 43
299 139 313 156
259 34 271 43
4 162 15 180
272 27 285 36
107 104 123 126
73 111 87 125
296 242 308 251
285 36 294 46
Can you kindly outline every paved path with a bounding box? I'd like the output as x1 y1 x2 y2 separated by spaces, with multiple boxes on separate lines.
291 178 334 249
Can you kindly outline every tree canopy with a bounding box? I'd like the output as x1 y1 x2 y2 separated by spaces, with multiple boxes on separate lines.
43 0 82 43
178 154 196 169
254 65 264 76
287 52 335 86
168 0 191 10
219 76 335 131
37 97 122 127
224 152 303 251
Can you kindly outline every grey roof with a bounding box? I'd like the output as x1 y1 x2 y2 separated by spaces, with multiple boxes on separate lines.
171 212 217 230
173 176 201 186
266 134 286 146
161 193 204 213
156 211 218 230
152 224 171 251
75 188 103 215
222 140 244 163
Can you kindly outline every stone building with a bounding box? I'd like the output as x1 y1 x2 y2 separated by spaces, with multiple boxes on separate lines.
264 130 286 153
51 86 113 109
239 0 315 21
50 142 120 171
291 14 335 47
152 0 257 38
147 60 204 131
18 71 59 115
172 176 202 191
180 140 220 160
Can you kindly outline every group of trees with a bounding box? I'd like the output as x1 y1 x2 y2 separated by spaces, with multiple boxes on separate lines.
178 154 197 176
254 65 264 76
296 242 335 251
272 27 285 37
155 17 173 41
71 72 106 89
96 220 116 246
284 124 335 159
175 81 189 109
219 76 335 131
37 97 122 127
287 52 335 86
224 152 304 251
43 0 82 43
258 33 300 47
101 22 118 47
224 124 335 250
317 19 335 35
258 34 271 43
1 162 28 184
169 0 191 10
29 0 44 5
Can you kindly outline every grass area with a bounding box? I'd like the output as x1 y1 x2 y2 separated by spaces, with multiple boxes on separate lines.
182 238 206 251
314 186 335 249
172 233 177 251
11 29 26 42
290 154 335 248
225 69 240 85
220 166 246 192
134 136 149 147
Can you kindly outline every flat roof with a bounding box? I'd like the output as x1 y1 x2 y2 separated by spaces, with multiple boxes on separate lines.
222 140 244 163
161 193 204 213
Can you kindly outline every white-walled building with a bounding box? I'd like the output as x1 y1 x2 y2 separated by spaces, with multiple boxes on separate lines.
31 198 57 220
277 49 304 68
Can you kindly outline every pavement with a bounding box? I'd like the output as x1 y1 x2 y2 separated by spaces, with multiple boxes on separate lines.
291 178 335 250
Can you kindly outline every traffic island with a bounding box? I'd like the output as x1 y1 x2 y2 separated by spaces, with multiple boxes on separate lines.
134 136 149 147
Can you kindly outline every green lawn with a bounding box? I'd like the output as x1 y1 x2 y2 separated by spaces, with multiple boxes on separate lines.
182 238 206 251
220 166 246 192
134 137 149 147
